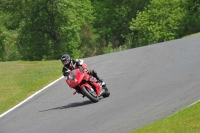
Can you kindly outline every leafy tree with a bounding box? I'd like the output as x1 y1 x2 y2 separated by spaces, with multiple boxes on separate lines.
0 26 20 61
130 0 187 47
18 0 94 60
92 0 150 49
0 0 23 61
181 0 200 36
0 0 199 61
79 24 97 57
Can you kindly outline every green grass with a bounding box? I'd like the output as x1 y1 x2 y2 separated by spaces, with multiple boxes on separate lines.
130 102 200 133
0 60 62 114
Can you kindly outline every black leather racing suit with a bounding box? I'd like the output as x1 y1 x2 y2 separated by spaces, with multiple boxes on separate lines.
62 59 102 82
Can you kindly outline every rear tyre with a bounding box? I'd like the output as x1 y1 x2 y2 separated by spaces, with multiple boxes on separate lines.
81 86 99 103
102 86 110 98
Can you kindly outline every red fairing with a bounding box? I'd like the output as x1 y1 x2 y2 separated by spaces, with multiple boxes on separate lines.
80 83 91 91
91 82 100 96
80 82 100 96
66 69 87 88
66 68 100 96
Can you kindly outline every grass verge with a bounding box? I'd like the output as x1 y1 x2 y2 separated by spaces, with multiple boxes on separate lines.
0 60 62 114
130 101 200 133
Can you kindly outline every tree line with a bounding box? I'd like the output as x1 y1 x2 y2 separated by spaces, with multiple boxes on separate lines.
0 0 199 61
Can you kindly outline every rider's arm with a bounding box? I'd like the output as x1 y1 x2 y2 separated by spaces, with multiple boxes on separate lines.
72 59 84 66
62 67 70 76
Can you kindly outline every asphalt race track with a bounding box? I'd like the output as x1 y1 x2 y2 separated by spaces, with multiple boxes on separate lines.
1 35 200 133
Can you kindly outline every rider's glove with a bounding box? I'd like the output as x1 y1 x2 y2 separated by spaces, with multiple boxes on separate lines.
63 72 69 76
63 69 70 76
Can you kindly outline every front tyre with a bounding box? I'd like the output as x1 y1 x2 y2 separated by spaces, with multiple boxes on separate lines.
81 86 99 103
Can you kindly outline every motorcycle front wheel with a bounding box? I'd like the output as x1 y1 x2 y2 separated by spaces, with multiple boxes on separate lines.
81 86 99 103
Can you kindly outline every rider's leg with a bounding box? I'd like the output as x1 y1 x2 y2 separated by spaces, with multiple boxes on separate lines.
89 70 106 85
89 70 103 82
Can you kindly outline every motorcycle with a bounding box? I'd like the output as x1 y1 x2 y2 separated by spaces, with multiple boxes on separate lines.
65 67 110 103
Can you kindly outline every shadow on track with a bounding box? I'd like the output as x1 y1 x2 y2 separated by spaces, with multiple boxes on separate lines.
39 100 93 112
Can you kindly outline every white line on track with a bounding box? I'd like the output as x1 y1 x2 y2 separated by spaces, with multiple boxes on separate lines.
0 76 64 118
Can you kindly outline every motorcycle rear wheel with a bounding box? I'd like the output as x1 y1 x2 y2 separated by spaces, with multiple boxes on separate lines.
81 86 99 103
102 86 110 98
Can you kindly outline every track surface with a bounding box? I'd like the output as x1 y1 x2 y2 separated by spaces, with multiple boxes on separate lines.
1 35 200 133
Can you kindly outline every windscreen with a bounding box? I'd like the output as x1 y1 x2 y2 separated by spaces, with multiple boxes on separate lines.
68 70 76 80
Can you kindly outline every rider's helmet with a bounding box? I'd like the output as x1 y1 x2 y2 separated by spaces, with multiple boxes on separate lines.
61 54 71 67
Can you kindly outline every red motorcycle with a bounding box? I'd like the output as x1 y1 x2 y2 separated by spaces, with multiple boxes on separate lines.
65 67 110 103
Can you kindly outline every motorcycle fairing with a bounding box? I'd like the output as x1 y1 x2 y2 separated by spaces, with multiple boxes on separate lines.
66 69 86 88
66 68 101 96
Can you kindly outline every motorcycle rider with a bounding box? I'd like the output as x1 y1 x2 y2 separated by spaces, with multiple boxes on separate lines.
61 54 106 85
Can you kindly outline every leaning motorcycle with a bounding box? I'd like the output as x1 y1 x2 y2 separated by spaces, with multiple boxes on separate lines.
65 67 110 103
